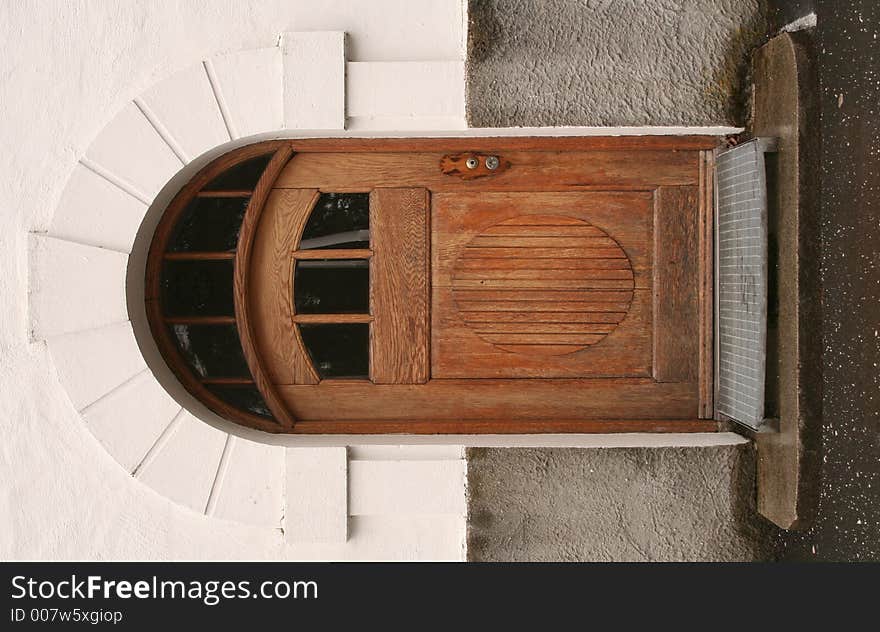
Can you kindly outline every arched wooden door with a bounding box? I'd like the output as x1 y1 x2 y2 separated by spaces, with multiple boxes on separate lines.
232 138 716 433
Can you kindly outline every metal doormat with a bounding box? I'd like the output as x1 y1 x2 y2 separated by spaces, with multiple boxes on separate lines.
714 138 777 429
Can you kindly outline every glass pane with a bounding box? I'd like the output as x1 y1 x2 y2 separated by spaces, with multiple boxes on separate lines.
169 324 250 378
205 384 273 419
299 192 370 250
202 153 273 191
294 259 370 314
299 323 369 379
167 197 249 252
161 260 235 316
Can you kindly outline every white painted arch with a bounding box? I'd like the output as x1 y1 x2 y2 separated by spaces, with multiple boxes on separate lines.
28 27 742 551
31 32 469 545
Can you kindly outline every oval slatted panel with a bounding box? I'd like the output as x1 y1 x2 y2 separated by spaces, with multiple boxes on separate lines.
452 215 634 356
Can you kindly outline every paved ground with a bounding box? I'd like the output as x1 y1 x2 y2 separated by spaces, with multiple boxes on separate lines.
768 0 880 561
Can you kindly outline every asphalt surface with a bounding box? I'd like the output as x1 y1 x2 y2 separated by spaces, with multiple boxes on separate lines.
768 0 880 561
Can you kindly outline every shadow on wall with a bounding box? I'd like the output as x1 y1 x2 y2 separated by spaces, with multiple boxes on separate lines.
467 0 767 127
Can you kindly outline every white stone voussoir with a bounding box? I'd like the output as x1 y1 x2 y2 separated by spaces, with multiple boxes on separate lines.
206 48 283 139
138 62 231 163
50 163 148 254
136 411 228 514
47 321 147 412
81 370 181 474
209 437 285 528
84 102 182 202
29 235 129 339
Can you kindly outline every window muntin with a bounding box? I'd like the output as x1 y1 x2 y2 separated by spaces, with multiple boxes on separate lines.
148 146 379 427
147 147 277 427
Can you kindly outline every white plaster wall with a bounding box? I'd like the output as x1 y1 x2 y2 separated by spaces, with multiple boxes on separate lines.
0 0 467 560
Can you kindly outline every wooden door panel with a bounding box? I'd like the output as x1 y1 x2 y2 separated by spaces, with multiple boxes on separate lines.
432 192 653 290
653 186 700 382
431 190 654 378
369 188 430 384
432 289 652 378
234 139 712 431
278 379 698 422
275 150 699 191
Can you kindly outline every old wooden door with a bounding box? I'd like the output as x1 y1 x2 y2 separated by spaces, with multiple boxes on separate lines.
240 137 715 433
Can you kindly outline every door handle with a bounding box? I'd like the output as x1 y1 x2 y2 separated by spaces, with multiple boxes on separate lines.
440 152 510 179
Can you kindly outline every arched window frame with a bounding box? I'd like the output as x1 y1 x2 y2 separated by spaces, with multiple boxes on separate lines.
146 140 293 433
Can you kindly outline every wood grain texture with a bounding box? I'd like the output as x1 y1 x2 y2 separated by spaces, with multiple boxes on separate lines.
163 252 236 260
293 313 373 324
164 316 236 325
370 188 430 384
292 249 372 260
247 188 320 387
452 215 634 356
698 151 715 418
653 186 700 383
435 289 653 378
196 190 252 198
278 379 698 422
286 418 718 434
200 377 255 385
440 152 512 179
144 137 713 434
456 304 631 317
276 150 698 191
433 191 653 378
281 136 720 153
233 146 298 427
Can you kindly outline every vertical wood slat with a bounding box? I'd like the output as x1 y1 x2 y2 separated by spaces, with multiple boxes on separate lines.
247 188 321 386
698 151 715 418
233 147 300 427
653 186 700 383
370 188 430 384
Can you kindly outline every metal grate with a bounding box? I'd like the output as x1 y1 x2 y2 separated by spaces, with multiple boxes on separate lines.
714 138 776 429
